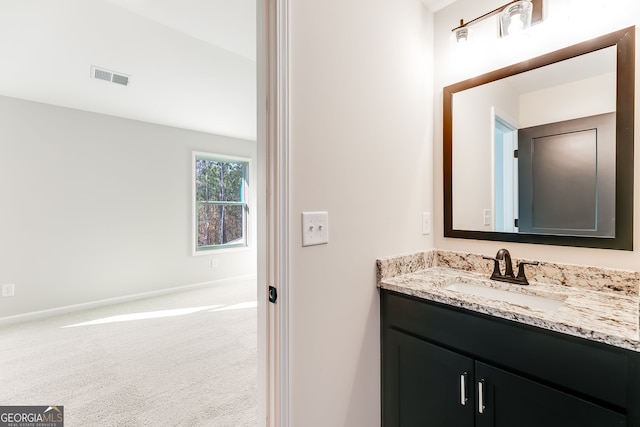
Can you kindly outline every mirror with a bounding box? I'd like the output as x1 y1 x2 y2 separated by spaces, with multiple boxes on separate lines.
444 26 635 250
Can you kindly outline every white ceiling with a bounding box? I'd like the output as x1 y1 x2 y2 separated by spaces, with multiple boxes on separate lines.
422 0 457 12
506 46 616 94
102 0 256 60
0 0 257 140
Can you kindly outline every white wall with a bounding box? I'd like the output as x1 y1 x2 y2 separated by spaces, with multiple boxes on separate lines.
519 72 616 127
452 79 519 230
0 95 256 319
434 0 640 269
288 0 433 425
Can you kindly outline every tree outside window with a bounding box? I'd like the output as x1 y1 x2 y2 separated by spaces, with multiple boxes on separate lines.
194 154 249 251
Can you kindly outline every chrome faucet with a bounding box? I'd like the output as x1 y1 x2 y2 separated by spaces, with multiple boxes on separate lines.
483 248 538 285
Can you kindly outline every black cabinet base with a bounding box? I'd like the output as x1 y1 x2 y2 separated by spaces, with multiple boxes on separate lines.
381 290 637 427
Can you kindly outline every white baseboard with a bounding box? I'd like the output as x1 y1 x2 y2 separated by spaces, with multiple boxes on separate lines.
0 274 257 326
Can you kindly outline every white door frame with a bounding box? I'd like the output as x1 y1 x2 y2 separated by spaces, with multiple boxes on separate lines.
257 0 290 425
491 107 519 233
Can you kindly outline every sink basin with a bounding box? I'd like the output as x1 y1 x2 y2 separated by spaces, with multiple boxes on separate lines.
445 282 566 311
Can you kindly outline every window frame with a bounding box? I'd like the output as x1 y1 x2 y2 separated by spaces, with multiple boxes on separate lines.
192 151 251 255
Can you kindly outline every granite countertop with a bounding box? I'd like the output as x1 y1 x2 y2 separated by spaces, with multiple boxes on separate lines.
379 264 640 352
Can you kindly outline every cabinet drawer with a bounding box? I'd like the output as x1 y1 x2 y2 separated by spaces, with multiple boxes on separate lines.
382 290 629 409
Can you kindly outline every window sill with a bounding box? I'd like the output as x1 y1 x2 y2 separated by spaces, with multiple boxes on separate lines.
192 245 251 257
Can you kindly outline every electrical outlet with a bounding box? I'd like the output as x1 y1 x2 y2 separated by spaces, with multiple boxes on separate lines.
2 284 15 297
422 212 431 235
210 257 219 269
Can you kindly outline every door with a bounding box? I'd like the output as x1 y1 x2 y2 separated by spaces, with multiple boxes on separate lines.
475 362 626 427
517 112 615 237
383 329 474 426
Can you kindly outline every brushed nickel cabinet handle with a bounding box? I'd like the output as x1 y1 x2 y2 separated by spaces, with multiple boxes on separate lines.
460 372 468 405
478 379 486 414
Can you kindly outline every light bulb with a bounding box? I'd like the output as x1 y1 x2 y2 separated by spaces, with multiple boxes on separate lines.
500 1 533 37
507 13 524 34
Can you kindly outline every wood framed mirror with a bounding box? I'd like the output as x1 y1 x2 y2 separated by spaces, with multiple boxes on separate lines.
443 26 635 250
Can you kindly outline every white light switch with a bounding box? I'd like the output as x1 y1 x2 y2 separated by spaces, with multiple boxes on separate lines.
2 284 15 297
483 209 491 226
422 212 431 235
302 211 329 247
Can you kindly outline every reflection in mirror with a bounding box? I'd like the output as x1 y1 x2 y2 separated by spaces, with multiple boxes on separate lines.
452 47 615 235
444 27 635 249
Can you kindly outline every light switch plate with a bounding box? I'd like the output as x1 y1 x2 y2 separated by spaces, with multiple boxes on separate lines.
2 284 15 297
422 212 431 235
483 209 491 226
302 211 329 247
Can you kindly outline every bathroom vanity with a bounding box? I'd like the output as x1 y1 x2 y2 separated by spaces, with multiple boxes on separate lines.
385 22 640 427
378 251 640 427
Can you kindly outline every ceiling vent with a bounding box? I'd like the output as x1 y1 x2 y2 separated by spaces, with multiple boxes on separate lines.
90 66 130 86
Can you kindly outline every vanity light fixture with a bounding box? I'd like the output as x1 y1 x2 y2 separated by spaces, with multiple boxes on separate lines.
453 0 542 43
501 0 533 36
455 24 469 43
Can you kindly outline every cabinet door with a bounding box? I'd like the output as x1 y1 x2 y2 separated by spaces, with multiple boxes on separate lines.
474 361 626 427
382 328 474 426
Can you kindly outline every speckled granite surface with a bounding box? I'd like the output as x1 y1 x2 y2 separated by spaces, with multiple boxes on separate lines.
377 250 640 352
376 251 435 284
435 250 640 296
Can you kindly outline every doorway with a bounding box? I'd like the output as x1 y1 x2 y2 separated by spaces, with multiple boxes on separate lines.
0 1 271 425
493 114 519 233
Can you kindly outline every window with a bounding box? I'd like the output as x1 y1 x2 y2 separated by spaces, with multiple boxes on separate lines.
193 153 249 253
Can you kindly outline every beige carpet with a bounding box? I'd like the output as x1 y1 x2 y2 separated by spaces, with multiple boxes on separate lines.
0 277 257 426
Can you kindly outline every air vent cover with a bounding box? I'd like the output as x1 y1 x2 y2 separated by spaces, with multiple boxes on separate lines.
111 73 129 86
94 68 112 82
90 66 130 86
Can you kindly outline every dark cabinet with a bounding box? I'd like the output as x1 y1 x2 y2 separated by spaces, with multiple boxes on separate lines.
381 290 638 427
475 362 625 427
480 362 627 427
384 328 473 426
